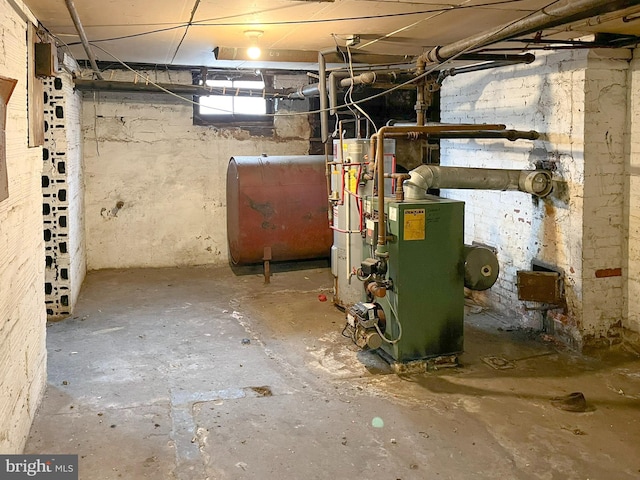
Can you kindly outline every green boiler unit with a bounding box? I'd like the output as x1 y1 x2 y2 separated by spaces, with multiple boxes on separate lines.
379 196 465 362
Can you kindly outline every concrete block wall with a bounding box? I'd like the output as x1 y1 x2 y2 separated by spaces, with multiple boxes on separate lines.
0 0 47 452
82 70 311 269
42 68 86 319
440 48 632 347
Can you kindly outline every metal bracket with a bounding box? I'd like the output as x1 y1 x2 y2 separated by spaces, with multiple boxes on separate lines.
263 246 272 284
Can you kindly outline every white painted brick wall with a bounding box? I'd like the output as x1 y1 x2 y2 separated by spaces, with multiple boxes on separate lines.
441 48 631 344
82 70 311 269
441 50 588 334
581 50 629 338
0 0 47 452
627 50 640 334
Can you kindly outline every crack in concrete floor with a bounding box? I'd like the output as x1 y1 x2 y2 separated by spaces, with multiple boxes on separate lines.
25 265 640 480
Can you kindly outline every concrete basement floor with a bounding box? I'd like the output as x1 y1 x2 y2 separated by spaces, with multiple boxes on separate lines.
25 265 640 480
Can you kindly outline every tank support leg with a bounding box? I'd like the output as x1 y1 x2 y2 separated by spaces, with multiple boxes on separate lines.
263 247 272 284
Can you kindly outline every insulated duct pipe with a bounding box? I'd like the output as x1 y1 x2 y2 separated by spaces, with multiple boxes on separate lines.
338 71 402 88
289 70 409 100
317 47 405 144
419 0 640 64
404 165 553 199
329 70 414 115
64 0 103 80
318 48 334 149
318 48 334 224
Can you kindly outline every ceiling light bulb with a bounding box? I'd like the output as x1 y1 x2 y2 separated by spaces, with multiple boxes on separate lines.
244 30 263 60
247 46 261 59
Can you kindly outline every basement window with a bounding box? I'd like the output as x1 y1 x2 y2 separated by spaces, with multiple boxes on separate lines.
193 76 274 127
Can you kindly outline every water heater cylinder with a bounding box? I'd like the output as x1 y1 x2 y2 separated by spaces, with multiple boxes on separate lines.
227 155 332 265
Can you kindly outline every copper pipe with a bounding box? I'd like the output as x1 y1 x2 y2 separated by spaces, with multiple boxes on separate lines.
391 173 411 202
374 124 508 254
369 134 378 194
367 281 387 298
416 59 426 126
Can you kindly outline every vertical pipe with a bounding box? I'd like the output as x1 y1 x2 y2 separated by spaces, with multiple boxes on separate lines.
374 124 509 254
415 58 426 126
376 127 388 253
329 71 338 116
319 49 335 222
319 49 335 148
345 158 351 282
369 134 378 191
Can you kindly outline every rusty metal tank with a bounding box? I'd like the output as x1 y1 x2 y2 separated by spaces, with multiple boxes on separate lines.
227 155 332 265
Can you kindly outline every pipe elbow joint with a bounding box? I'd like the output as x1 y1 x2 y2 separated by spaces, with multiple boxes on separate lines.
404 165 434 200
519 170 553 197
426 47 445 64
361 72 377 84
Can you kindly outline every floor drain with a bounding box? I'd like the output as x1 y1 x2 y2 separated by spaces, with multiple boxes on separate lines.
481 355 515 370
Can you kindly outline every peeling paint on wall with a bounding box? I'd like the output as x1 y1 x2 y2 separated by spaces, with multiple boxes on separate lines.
83 70 312 270
0 0 47 453
440 48 634 347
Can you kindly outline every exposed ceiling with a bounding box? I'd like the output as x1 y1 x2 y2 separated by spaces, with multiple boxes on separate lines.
22 0 640 71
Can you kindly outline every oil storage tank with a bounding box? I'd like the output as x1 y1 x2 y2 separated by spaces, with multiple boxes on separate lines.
227 155 332 265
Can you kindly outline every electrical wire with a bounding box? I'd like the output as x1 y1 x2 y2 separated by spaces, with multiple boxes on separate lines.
89 43 231 111
59 4 304 45
41 25 82 69
376 294 403 345
81 1 560 120
170 0 201 65
346 45 378 134
63 0 540 45
356 0 455 51
326 1 563 116
88 40 411 118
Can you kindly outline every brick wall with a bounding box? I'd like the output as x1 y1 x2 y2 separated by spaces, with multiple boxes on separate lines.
0 0 47 452
627 51 640 334
581 50 629 342
440 48 632 347
82 70 312 269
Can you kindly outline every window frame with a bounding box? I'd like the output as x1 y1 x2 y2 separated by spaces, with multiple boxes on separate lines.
193 74 275 127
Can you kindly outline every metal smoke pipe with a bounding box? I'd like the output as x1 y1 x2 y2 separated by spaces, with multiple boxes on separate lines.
404 164 553 199
373 124 508 254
